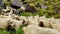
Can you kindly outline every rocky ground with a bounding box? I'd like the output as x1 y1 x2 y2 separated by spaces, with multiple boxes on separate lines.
0 0 60 34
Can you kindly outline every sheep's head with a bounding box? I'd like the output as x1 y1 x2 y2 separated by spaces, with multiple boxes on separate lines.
39 21 44 27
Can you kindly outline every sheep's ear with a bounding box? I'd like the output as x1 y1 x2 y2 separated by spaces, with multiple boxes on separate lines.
39 21 44 27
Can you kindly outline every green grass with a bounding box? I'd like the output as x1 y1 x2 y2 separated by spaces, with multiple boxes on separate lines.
16 24 26 34
0 24 25 34
0 29 9 34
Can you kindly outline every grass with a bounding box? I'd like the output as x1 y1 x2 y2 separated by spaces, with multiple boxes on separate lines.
0 24 26 34
0 29 9 34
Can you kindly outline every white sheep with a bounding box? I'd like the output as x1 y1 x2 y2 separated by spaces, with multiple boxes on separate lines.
8 19 23 30
51 24 60 32
23 25 60 34
0 18 9 29
38 16 50 27
0 15 23 30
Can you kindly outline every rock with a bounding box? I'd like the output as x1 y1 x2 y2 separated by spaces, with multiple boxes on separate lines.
23 25 60 34
53 5 60 14
13 9 21 15
21 0 25 2
40 4 48 9
7 0 10 2
35 3 41 8
25 3 37 13
0 0 5 11
11 0 24 9
0 6 3 11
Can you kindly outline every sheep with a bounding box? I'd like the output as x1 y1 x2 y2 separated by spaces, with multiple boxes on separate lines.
0 15 13 29
23 25 60 34
38 16 50 27
7 19 23 30
0 14 60 32
54 19 60 24
1 6 20 15
48 18 60 32
38 17 60 32
10 14 20 20
51 24 60 32
1 6 13 16
0 18 10 29
38 17 59 28
33 15 39 22
27 16 34 25
0 15 23 30
30 15 39 25
20 16 29 24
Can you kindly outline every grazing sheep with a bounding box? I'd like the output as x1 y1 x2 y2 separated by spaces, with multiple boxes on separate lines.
7 19 23 30
0 15 23 30
39 17 60 32
54 19 60 24
38 16 50 27
27 16 34 25
19 16 29 24
23 25 60 34
33 15 39 22
0 14 60 33
10 14 20 20
51 24 60 32
19 15 40 25
0 18 9 29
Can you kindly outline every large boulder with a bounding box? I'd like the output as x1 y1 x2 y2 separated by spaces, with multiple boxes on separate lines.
11 0 24 9
25 3 37 13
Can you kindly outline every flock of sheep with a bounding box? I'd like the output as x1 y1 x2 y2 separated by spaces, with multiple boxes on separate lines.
0 6 60 34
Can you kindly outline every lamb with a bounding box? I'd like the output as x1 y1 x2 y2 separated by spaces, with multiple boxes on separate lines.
23 25 60 34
